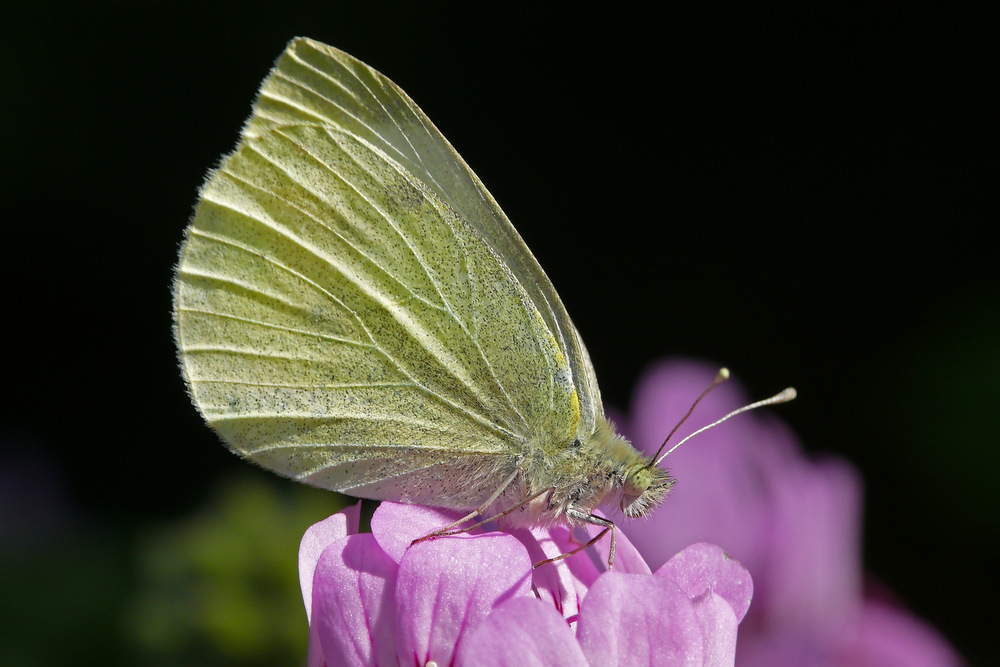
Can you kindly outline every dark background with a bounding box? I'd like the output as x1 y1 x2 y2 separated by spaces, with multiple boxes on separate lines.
3 3 995 664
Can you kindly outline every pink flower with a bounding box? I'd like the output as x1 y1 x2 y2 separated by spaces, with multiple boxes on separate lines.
611 358 962 667
299 500 754 666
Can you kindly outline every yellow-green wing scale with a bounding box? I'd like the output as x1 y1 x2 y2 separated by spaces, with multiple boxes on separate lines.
173 40 600 507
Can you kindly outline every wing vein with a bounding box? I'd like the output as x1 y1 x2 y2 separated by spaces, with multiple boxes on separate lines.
190 379 414 390
177 306 373 348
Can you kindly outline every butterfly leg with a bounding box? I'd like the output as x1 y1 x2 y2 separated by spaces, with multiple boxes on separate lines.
411 470 524 545
431 485 556 540
532 510 616 570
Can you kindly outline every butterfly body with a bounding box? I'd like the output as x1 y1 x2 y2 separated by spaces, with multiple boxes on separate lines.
173 38 671 535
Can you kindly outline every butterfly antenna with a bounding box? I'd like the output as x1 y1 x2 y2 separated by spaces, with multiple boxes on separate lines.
649 367 731 464
653 385 797 467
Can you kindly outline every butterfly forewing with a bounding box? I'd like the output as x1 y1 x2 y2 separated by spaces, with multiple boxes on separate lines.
174 114 579 503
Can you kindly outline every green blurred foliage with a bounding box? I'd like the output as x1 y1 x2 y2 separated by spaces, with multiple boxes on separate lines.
0 466 344 667
122 474 344 667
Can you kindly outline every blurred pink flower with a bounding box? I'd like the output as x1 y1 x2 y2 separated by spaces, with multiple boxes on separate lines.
299 500 754 666
610 358 962 667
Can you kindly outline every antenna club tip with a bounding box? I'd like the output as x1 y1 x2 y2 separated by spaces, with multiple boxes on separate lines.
779 387 797 402
716 368 730 382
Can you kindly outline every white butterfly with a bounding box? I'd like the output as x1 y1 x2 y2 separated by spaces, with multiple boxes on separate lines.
173 38 673 563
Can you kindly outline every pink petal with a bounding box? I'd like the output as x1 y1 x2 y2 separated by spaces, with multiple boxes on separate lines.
656 542 753 623
735 630 824 667
690 592 739 667
577 572 704 666
518 524 596 622
299 502 361 621
762 455 862 629
311 533 398 667
455 597 589 666
394 533 533 667
370 501 469 563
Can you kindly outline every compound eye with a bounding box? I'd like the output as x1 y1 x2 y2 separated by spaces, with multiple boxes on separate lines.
623 465 652 497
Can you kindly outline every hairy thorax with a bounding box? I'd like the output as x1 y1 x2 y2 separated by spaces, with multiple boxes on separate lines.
499 417 673 528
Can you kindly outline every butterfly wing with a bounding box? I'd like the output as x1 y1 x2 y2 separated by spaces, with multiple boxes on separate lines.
243 38 603 438
173 122 574 508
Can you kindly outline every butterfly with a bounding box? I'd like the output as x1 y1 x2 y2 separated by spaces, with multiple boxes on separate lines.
174 38 719 565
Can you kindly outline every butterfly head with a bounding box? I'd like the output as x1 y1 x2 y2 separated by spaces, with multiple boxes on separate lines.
619 462 673 518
